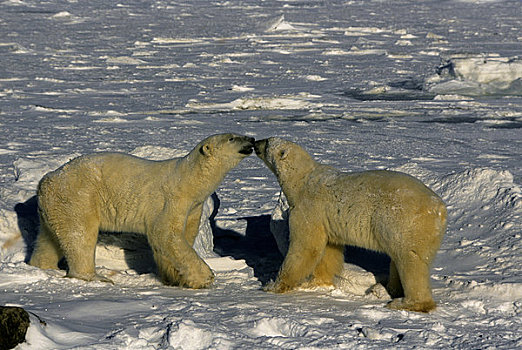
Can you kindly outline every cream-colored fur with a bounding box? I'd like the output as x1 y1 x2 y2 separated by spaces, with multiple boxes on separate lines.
255 137 446 312
30 133 254 288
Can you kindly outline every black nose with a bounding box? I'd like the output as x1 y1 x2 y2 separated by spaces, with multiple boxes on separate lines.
254 139 267 155
239 136 255 155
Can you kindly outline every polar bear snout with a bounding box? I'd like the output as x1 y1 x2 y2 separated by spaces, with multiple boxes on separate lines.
254 139 267 158
238 136 255 155
254 138 282 173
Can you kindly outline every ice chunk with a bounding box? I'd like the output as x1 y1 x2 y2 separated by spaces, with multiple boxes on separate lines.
427 55 522 96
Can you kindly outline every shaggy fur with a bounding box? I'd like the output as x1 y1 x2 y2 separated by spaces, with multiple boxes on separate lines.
255 137 446 312
30 133 254 288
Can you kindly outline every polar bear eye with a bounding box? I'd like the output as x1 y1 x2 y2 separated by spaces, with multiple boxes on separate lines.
228 137 235 142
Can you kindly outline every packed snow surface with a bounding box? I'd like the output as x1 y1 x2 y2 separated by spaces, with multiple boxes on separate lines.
1 0 521 349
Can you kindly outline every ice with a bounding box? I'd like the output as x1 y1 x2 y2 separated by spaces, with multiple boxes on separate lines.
130 146 187 160
1 0 521 348
186 95 322 111
104 57 147 66
270 192 290 256
265 15 297 32
427 55 522 96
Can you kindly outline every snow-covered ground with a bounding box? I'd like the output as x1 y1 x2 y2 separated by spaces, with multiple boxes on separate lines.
1 0 521 348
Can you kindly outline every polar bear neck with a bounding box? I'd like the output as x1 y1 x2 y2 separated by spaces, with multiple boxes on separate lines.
276 159 317 207
177 151 236 199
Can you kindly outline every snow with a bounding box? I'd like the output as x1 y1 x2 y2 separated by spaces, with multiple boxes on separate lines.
0 0 521 348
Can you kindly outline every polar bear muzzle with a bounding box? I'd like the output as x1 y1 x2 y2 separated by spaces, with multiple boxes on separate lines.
254 139 267 157
238 136 255 155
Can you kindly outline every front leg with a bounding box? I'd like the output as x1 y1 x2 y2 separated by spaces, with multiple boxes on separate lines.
308 243 345 287
183 203 204 247
148 204 214 289
268 208 328 293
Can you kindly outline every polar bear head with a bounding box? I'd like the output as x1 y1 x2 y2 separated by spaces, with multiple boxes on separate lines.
254 137 316 180
193 133 255 168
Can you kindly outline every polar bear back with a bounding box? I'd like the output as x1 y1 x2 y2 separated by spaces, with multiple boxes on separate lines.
38 153 183 234
304 168 445 253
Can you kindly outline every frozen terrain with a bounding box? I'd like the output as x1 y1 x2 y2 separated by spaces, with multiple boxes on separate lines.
0 0 521 348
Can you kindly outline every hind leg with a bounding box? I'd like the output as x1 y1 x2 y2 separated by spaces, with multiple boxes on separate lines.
61 227 101 281
387 252 435 313
29 216 63 269
55 209 106 282
387 210 444 312
386 260 404 298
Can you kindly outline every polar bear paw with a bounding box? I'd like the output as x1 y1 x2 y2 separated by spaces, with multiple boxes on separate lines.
179 264 215 289
386 298 436 313
65 271 114 284
264 280 293 293
156 254 215 289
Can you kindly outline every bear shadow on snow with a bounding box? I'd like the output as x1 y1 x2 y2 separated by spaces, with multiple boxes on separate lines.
344 246 390 284
212 214 284 285
14 195 39 263
16 195 389 286
16 192 280 281
211 214 391 287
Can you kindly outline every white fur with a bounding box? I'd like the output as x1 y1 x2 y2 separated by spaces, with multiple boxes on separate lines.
30 133 254 288
255 137 447 312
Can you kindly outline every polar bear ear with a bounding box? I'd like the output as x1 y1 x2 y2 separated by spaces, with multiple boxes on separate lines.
199 144 212 156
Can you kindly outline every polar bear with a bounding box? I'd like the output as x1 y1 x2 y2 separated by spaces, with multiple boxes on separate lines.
29 133 255 288
255 137 447 312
